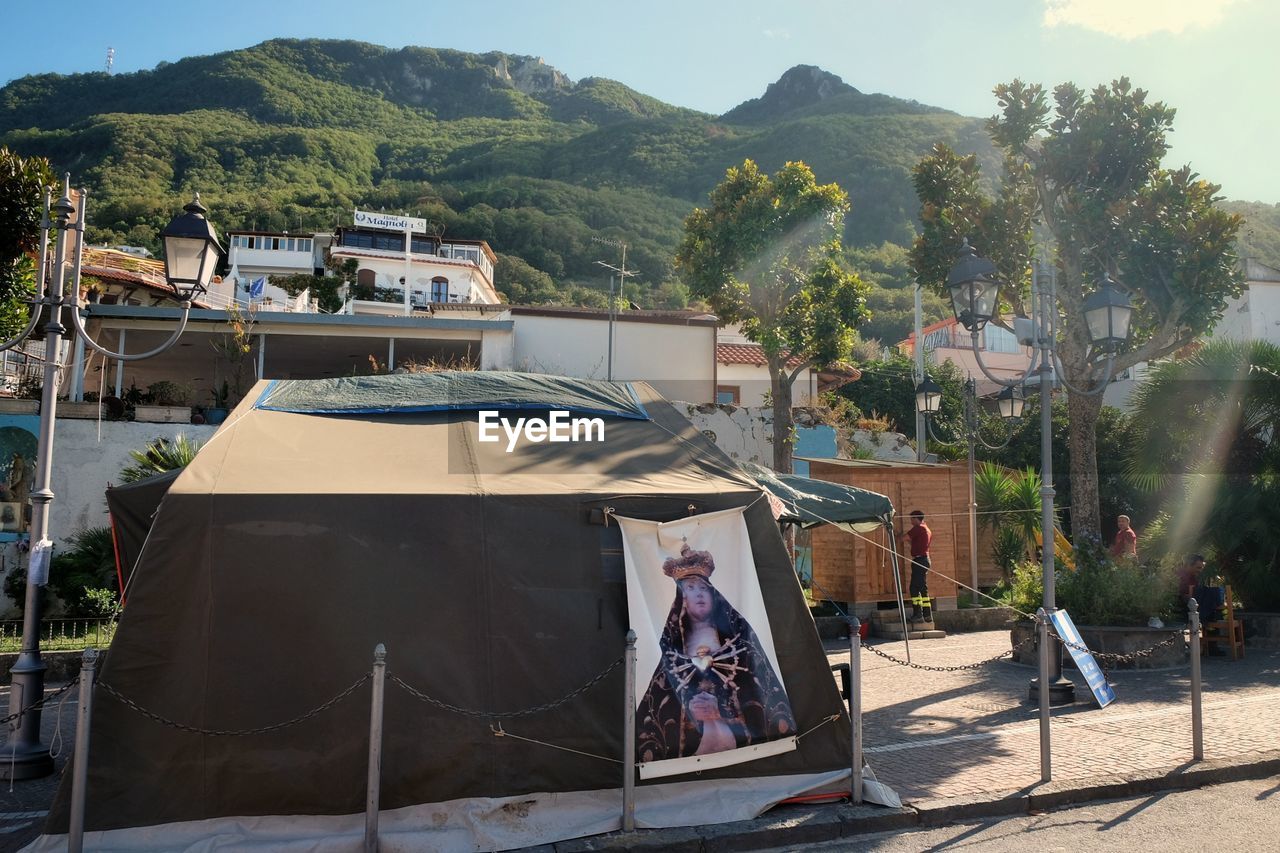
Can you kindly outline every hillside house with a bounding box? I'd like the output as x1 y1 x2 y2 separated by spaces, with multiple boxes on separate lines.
897 317 1033 396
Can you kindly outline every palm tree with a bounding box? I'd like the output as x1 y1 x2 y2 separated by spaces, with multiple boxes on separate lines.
1125 339 1280 608
118 434 202 483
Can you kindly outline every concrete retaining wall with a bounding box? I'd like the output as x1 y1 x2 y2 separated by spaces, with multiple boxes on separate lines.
1242 612 1280 648
0 649 83 684
0 418 219 617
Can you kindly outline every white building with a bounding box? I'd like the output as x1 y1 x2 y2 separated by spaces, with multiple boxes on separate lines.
213 231 334 312
328 210 500 311
898 317 1033 397
1105 258 1280 408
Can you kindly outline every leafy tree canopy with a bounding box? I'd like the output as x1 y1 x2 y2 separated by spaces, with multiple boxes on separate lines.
909 78 1243 537
0 147 54 335
677 160 869 471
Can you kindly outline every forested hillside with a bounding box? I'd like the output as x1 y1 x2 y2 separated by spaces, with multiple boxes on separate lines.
4 38 1265 342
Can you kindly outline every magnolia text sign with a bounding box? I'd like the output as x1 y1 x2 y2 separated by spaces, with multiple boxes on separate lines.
353 209 427 233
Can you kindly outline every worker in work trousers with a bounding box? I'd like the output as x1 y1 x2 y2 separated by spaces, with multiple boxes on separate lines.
899 509 933 624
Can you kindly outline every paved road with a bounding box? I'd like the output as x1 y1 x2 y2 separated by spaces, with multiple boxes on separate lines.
759 775 1280 851
827 629 1280 803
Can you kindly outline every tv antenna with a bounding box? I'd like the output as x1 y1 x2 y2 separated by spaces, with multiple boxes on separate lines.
592 236 636 382
105 47 115 75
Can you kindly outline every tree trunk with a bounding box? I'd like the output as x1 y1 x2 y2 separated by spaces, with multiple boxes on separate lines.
771 361 794 474
1066 389 1105 541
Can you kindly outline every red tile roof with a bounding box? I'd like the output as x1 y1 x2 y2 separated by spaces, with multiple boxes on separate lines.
716 343 807 369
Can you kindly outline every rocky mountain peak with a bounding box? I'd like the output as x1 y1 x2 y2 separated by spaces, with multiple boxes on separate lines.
720 65 858 123
492 55 572 95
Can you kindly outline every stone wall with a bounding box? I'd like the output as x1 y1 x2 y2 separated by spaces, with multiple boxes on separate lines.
675 403 916 473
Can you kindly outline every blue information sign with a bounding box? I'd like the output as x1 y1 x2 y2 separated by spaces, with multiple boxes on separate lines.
1050 609 1116 708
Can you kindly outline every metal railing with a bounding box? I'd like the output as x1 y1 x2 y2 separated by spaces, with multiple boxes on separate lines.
0 618 117 653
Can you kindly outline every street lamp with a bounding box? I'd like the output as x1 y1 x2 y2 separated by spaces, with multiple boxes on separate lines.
1 177 221 779
916 376 1022 595
944 240 1131 707
913 375 943 418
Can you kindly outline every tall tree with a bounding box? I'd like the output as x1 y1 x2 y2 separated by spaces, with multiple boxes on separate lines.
676 160 869 472
0 147 55 336
910 79 1243 538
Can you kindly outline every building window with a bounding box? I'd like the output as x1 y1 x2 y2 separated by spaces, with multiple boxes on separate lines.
716 385 740 405
984 325 1020 354
431 277 449 303
343 231 406 252
357 269 376 292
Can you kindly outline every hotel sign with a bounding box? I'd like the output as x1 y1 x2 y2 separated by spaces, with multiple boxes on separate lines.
353 209 427 233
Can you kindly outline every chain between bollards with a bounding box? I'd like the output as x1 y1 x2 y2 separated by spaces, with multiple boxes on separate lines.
68 648 98 853
1189 599 1203 761
622 630 637 833
365 644 387 853
849 617 863 806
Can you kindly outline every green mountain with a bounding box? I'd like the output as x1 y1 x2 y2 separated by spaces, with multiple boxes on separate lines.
0 38 996 317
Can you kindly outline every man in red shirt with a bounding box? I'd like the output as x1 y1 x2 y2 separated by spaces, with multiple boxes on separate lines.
898 510 932 624
1110 514 1137 559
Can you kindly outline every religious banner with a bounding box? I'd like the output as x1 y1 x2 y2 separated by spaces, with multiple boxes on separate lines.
616 506 797 780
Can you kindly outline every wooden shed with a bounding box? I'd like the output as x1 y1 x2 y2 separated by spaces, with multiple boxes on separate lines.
805 458 1000 608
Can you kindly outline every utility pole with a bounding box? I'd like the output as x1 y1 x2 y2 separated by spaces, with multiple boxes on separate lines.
591 237 636 381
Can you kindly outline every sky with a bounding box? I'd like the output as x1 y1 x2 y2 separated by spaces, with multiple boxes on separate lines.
3 0 1277 202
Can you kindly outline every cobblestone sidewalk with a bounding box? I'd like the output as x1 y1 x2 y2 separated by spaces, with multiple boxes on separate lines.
827 628 1280 803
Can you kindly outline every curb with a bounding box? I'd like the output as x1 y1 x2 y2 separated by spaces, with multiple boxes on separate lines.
549 751 1280 851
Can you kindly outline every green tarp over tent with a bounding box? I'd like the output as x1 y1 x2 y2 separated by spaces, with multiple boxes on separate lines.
742 462 893 533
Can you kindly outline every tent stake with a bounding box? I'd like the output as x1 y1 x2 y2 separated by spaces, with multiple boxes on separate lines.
68 648 99 853
365 644 387 853
622 630 637 832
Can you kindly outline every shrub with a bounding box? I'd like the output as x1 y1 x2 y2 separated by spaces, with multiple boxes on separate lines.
48 527 119 618
145 380 192 406
1005 561 1043 616
1057 542 1176 627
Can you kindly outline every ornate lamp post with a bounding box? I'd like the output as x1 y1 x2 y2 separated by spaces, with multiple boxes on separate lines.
943 240 1131 706
915 375 1023 595
1 177 221 779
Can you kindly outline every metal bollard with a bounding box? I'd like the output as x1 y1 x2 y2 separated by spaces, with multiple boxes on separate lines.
365 644 387 853
1189 599 1203 761
68 648 99 853
850 617 863 805
1037 608 1051 783
623 630 637 832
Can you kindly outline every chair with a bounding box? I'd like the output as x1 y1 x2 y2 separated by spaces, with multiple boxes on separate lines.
1203 584 1245 660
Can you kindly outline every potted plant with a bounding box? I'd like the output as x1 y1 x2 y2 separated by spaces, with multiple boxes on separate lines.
204 381 231 425
134 381 193 424
208 303 256 422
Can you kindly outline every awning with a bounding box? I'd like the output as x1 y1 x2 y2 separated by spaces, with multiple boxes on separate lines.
741 462 893 533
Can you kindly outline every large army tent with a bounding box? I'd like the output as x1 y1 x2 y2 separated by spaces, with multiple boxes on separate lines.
33 372 854 851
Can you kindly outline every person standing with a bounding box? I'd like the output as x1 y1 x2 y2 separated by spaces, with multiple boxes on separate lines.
898 510 932 624
1110 514 1138 559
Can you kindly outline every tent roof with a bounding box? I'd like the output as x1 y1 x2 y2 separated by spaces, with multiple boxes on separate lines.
742 462 892 532
253 371 649 419
181 375 754 498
